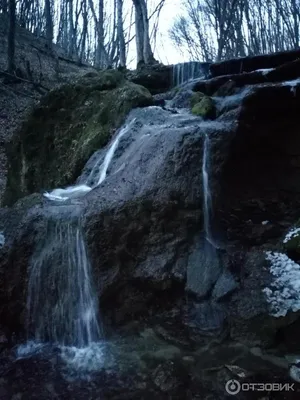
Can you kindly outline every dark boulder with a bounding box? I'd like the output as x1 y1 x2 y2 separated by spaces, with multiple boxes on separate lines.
127 64 172 95
194 58 300 96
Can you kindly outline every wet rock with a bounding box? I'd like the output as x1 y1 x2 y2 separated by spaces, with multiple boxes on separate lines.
212 270 238 301
152 361 188 393
210 47 300 77
168 88 194 108
213 80 237 97
186 238 222 298
127 63 172 95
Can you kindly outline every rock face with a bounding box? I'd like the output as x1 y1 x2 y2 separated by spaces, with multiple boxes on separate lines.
127 63 172 94
4 70 153 205
2 49 300 398
210 47 300 77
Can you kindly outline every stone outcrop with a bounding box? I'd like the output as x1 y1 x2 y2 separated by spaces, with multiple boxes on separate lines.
4 70 153 206
210 47 300 77
126 63 172 94
2 49 300 398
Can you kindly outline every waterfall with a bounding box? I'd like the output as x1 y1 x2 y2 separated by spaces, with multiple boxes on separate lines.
202 132 220 250
44 120 134 202
18 113 135 370
202 133 212 242
27 207 101 347
86 120 132 187
172 62 209 87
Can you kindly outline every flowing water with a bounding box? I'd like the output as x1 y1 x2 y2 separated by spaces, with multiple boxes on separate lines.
19 205 104 374
27 208 101 347
19 103 223 378
172 61 209 87
44 120 135 202
19 115 137 374
202 133 212 243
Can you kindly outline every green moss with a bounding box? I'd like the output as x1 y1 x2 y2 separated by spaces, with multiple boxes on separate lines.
191 96 216 119
190 92 205 108
4 70 153 205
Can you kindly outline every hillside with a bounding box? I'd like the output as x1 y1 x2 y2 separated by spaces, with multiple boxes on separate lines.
0 15 95 203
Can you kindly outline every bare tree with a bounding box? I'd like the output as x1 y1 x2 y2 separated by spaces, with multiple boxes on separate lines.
44 0 53 51
170 0 300 62
132 0 155 65
117 0 126 67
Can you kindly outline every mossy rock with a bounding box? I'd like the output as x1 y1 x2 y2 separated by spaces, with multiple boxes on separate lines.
191 96 216 119
190 92 205 108
4 70 153 205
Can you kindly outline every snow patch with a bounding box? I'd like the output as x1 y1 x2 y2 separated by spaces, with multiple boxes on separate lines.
283 227 300 244
282 78 300 96
263 251 300 317
256 68 274 75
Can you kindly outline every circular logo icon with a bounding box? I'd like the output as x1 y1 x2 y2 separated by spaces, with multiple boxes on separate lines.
225 379 241 395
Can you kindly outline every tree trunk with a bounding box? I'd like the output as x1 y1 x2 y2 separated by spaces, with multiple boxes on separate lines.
133 0 144 65
117 0 126 67
44 0 53 51
132 0 156 65
7 0 16 74
80 0 88 62
68 0 76 58
88 0 109 67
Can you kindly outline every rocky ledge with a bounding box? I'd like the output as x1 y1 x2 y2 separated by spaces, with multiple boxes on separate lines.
1 50 300 398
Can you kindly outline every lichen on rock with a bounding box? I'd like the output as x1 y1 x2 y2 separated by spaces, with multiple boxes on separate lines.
4 70 153 205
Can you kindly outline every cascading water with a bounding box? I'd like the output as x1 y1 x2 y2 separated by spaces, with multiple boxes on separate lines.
202 133 220 251
44 120 134 202
172 61 209 87
18 118 135 374
18 117 135 374
18 205 104 374
202 133 212 243
27 207 101 347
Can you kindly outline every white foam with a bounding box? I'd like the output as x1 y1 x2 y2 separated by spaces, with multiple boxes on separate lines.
16 340 46 358
44 184 92 201
256 68 274 75
283 78 300 87
60 342 105 373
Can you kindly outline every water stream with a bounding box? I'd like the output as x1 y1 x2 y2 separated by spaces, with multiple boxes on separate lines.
19 103 221 376
172 61 209 87
27 208 101 347
44 120 135 202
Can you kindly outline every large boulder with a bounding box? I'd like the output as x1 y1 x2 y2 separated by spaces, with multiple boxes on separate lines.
4 70 153 206
127 64 172 95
